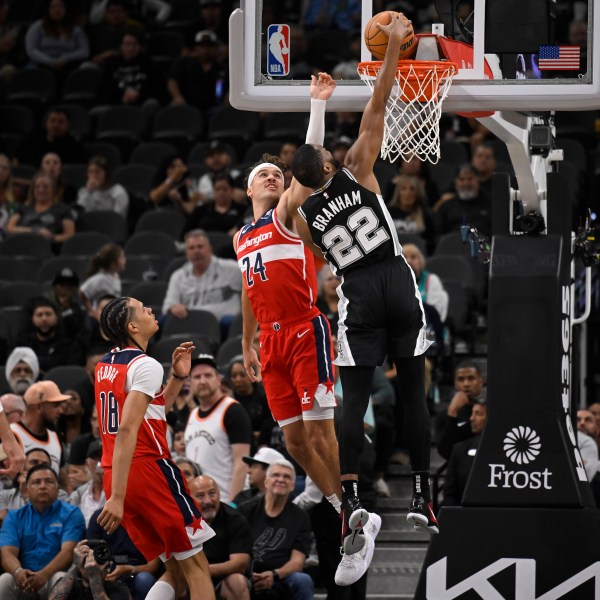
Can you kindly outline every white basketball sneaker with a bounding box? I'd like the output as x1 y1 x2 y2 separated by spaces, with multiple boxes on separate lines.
334 512 382 586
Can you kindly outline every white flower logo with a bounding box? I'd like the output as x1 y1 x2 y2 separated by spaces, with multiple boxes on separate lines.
503 426 541 465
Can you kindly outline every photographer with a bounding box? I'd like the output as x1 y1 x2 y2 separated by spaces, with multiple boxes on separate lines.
49 539 130 600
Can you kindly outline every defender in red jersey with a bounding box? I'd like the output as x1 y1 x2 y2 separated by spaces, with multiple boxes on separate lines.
95 296 215 600
233 74 345 530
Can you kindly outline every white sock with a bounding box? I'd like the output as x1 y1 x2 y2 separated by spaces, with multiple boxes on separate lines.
145 580 176 600
326 493 342 513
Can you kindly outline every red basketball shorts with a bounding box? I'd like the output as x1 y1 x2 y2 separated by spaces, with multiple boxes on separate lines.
259 311 336 423
103 458 215 561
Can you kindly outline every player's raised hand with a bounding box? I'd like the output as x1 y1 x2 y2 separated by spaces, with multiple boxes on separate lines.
310 72 336 101
377 11 412 41
171 341 195 379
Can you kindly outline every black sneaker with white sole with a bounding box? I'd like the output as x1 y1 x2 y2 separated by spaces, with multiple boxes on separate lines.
340 497 370 555
406 493 439 534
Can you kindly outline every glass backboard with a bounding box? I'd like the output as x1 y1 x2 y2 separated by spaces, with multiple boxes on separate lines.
229 0 599 112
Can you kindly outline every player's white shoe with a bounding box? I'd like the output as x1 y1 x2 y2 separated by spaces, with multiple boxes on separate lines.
334 512 382 586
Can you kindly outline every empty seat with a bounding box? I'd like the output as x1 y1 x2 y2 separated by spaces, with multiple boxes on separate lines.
207 105 260 155
397 233 427 256
152 105 204 152
439 140 470 170
134 209 185 239
243 140 284 165
0 234 53 260
55 103 91 140
124 231 177 259
43 365 88 390
0 105 35 136
62 67 103 106
95 106 148 159
162 256 186 282
263 112 307 142
0 307 27 348
434 232 471 257
61 163 87 189
162 309 221 348
112 164 156 199
187 141 237 166
127 281 168 307
83 142 122 172
37 256 88 284
130 142 178 168
0 281 46 307
7 68 57 111
61 231 112 256
122 257 169 282
78 211 128 244
0 256 40 283
147 30 184 58
216 335 242 369
151 333 212 364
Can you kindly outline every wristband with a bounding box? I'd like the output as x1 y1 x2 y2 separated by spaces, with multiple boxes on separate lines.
14 567 22 577
272 569 280 581
0 401 3 413
172 372 189 381
305 98 326 145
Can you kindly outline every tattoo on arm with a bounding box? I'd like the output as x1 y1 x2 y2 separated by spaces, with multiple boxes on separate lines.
48 564 78 600
88 571 108 600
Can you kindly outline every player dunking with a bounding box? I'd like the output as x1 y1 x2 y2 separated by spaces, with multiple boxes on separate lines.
290 12 439 551
95 297 216 600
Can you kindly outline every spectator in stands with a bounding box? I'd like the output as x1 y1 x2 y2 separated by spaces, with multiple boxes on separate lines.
67 440 105 527
17 107 84 167
171 424 186 458
162 229 242 327
44 267 86 343
434 163 492 238
316 265 340 335
401 243 449 323
387 174 435 248
0 448 65 521
90 0 170 28
436 361 486 460
79 244 126 316
149 154 198 213
88 0 144 65
470 142 497 200
234 446 286 506
99 28 159 113
11 380 68 474
15 297 71 374
166 367 197 432
443 400 487 506
24 0 89 80
76 155 129 219
386 156 440 208
302 0 361 31
238 459 313 600
184 353 251 503
85 511 161 600
184 174 245 236
0 0 25 84
0 464 85 598
189 474 252 599
588 403 600 446
4 347 39 396
67 404 99 467
0 154 19 235
227 357 270 448
577 408 598 441
5 173 76 249
167 29 227 115
39 152 78 206
0 394 26 424
72 299 115 361
189 141 244 205
47 538 131 600
56 389 85 459
173 456 202 487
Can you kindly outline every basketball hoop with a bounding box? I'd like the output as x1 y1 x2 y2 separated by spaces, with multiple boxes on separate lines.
358 60 459 164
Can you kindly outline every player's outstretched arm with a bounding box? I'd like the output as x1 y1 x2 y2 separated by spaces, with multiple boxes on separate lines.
0 412 25 479
163 341 195 411
345 12 413 184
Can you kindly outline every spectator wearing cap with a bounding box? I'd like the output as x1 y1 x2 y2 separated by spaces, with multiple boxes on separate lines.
238 459 313 600
184 354 251 503
4 347 39 396
0 464 85 600
167 28 227 115
188 141 244 206
189 474 252 600
44 267 86 343
67 440 105 526
233 446 286 506
15 297 71 375
162 229 242 328
0 394 26 424
11 381 69 475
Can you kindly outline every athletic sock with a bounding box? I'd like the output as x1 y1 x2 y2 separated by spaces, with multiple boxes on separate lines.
413 471 431 499
145 581 176 600
342 479 359 504
326 493 342 513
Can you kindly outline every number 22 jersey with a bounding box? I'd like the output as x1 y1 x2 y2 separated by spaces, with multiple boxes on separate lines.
297 168 401 276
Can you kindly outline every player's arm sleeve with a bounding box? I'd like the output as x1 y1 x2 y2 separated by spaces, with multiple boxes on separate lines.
223 403 252 444
305 98 326 145
127 357 164 397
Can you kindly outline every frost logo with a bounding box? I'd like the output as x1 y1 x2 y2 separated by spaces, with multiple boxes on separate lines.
503 426 541 465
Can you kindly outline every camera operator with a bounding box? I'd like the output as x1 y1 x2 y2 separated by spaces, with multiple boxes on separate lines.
49 539 130 600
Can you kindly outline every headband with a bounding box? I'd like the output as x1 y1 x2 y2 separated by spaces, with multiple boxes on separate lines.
247 163 284 188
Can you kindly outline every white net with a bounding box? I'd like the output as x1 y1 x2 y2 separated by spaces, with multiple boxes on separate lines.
358 60 458 164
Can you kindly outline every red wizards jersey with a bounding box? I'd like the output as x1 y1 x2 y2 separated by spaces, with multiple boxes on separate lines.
95 347 170 468
236 208 319 324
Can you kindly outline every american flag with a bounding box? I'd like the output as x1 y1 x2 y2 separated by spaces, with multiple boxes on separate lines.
538 46 580 70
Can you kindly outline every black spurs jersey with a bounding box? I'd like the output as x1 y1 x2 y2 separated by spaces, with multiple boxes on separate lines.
298 168 402 276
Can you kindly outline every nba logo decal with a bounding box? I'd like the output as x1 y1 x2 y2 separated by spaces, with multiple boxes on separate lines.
267 24 290 77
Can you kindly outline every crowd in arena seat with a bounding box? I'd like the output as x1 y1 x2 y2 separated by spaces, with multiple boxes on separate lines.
0 0 598 598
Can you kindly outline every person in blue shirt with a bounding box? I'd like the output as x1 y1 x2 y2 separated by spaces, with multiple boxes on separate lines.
0 464 85 599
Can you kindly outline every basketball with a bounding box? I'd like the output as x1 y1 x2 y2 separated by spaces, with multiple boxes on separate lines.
364 11 416 61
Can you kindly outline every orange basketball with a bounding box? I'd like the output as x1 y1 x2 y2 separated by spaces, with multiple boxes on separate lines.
364 11 416 61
